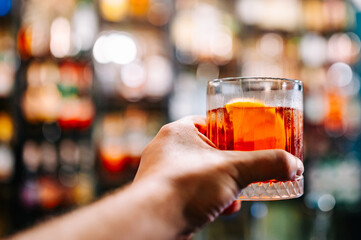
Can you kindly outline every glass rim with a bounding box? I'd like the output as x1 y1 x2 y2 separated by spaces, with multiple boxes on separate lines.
209 77 303 86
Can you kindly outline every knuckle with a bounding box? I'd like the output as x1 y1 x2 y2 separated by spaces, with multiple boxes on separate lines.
275 149 291 177
159 122 178 136
160 121 190 138
160 123 173 134
275 149 287 161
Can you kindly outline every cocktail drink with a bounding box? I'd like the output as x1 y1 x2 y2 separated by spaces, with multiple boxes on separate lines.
207 77 303 200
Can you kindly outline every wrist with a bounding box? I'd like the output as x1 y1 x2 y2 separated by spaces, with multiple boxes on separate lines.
122 178 189 239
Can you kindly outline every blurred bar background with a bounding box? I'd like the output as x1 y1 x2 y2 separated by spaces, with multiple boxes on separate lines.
0 0 361 239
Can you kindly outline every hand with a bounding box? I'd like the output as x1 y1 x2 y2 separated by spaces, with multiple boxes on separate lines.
134 116 304 237
10 116 303 240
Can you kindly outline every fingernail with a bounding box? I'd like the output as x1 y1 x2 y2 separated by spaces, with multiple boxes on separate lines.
295 158 304 178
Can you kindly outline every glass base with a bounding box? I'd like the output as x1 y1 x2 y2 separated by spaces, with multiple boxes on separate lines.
238 176 304 201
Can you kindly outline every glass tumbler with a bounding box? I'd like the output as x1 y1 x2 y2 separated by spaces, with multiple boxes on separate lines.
207 77 303 200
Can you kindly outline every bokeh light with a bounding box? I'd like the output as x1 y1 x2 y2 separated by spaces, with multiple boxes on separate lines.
50 17 71 58
300 33 327 67
0 0 11 16
72 3 98 52
99 0 128 22
327 62 353 87
318 194 336 212
250 202 268 219
171 2 235 64
236 0 300 31
0 145 14 181
93 32 137 65
144 55 173 99
0 112 13 143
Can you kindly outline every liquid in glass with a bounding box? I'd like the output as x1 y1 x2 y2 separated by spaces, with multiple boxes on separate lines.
207 99 303 200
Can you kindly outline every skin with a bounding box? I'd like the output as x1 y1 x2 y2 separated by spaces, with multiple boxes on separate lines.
9 116 303 240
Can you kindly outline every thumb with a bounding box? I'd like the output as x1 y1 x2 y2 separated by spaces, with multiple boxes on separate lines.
225 149 304 189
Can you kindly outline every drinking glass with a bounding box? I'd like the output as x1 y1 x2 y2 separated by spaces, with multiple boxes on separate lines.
207 77 303 200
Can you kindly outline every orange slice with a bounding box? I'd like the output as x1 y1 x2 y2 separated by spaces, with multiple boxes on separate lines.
225 98 286 150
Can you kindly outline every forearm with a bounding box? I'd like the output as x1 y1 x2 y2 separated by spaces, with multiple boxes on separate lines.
11 180 186 240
